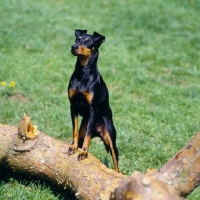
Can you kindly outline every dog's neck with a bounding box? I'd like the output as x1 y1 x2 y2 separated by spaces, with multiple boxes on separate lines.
78 55 90 67
74 50 99 79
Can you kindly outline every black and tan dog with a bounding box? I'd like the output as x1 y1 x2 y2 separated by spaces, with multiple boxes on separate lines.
68 29 119 171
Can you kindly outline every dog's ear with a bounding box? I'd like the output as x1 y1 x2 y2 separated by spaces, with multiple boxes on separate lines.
92 31 105 46
75 29 87 38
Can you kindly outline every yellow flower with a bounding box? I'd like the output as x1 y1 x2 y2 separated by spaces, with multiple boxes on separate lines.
0 81 6 87
9 80 16 88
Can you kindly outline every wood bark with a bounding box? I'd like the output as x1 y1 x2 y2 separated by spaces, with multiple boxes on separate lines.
0 117 200 199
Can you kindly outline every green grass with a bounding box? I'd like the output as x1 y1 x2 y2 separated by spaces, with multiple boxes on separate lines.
0 0 200 199
0 168 76 200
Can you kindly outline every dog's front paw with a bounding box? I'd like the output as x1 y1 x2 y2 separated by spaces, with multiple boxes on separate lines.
68 145 77 155
77 150 88 160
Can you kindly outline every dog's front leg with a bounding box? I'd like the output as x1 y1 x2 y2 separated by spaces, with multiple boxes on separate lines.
68 105 79 155
78 106 95 160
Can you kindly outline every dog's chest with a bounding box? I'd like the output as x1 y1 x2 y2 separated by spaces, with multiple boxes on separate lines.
68 88 94 106
68 75 97 106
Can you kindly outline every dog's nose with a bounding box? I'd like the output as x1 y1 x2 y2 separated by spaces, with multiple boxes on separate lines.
71 44 78 50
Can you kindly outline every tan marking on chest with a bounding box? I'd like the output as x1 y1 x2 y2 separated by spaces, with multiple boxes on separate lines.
68 89 94 104
68 89 78 99
81 91 94 104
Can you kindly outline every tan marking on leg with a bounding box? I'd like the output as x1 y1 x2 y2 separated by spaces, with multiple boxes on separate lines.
68 115 79 155
82 134 91 151
102 131 119 172
79 121 87 138
73 115 79 143
78 135 91 160
78 120 88 148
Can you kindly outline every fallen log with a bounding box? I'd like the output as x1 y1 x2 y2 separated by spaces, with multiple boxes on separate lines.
0 115 200 199
0 121 124 200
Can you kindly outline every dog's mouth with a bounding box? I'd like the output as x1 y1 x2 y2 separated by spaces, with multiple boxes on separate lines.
71 46 92 57
71 49 79 56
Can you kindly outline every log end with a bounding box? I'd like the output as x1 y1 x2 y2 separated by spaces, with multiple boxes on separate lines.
110 171 181 200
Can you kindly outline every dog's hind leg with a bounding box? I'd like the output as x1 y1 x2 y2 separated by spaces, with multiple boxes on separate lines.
96 122 119 172
102 131 119 172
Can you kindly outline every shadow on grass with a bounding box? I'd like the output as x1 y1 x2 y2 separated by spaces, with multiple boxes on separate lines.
0 167 77 200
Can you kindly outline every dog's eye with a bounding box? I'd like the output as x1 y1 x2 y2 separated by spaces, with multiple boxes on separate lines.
84 40 92 45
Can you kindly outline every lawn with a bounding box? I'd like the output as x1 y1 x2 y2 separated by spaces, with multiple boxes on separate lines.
0 0 200 199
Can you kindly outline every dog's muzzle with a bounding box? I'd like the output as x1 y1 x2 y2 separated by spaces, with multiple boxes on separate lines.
71 45 79 55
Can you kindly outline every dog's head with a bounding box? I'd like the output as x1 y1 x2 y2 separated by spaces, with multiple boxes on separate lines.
71 29 105 57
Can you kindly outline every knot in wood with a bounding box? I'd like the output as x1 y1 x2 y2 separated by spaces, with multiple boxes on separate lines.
142 176 151 186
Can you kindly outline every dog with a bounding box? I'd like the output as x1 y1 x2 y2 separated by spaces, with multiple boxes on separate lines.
68 29 119 171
